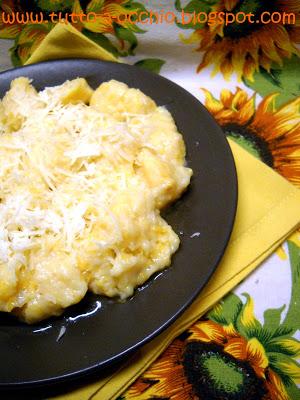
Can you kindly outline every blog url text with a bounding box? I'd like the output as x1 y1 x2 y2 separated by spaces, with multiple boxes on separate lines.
1 10 297 27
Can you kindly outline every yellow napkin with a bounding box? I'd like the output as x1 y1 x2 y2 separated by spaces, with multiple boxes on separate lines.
24 23 300 400
25 23 118 65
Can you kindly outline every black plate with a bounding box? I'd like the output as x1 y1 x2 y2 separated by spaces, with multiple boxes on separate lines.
0 59 237 389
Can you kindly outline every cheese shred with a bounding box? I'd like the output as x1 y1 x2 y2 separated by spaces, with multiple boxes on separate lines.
0 77 192 323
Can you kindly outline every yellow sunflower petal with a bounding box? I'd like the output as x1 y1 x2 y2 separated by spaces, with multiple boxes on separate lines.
202 48 224 75
255 94 278 118
183 0 299 82
210 303 223 317
202 89 224 114
232 36 259 81
124 339 194 399
242 54 258 82
266 370 290 400
275 97 300 122
272 25 300 56
275 155 300 187
224 0 239 11
72 0 84 15
289 229 300 247
83 18 114 33
71 0 86 30
197 58 209 73
261 38 283 66
205 87 254 126
259 52 273 72
215 109 237 125
180 31 199 45
276 47 291 60
105 3 134 19
237 95 256 124
87 0 117 13
18 44 32 65
0 23 21 39
246 337 268 377
269 338 300 358
199 29 216 50
239 294 261 333
81 7 115 33
223 322 238 337
0 2 22 39
188 320 225 344
231 88 250 110
275 244 288 260
276 360 300 383
17 24 49 45
210 22 224 37
224 336 269 379
126 378 153 397
271 120 300 142
220 89 234 108
248 46 259 66
231 51 247 81
224 337 247 360
73 0 129 33
220 57 234 81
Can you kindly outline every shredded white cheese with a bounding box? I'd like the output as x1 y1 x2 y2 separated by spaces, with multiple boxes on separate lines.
0 77 192 323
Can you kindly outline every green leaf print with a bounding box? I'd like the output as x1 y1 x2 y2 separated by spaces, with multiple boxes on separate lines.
9 42 22 67
286 381 300 400
266 337 300 358
263 305 286 335
175 0 216 29
207 293 243 327
244 55 300 108
114 24 138 55
81 29 120 58
282 241 300 333
268 352 300 385
235 294 263 340
134 58 165 74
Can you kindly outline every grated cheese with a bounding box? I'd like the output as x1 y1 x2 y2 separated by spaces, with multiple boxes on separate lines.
0 77 192 323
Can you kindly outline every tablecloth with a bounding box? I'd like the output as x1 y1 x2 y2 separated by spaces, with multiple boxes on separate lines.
0 1 300 399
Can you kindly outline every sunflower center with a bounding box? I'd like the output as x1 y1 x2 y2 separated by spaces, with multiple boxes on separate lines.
183 342 267 400
223 0 273 38
202 355 244 392
224 124 274 167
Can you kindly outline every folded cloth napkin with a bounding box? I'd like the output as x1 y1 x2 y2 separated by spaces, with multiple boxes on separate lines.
25 23 118 65
24 23 300 400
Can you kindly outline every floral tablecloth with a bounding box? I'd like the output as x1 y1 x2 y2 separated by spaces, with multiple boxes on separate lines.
1 1 300 399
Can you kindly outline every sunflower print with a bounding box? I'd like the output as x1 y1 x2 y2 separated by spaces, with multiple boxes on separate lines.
121 241 300 399
202 87 300 187
0 0 148 65
179 0 300 81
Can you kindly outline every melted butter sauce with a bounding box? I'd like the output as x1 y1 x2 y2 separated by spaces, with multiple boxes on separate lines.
31 226 201 342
